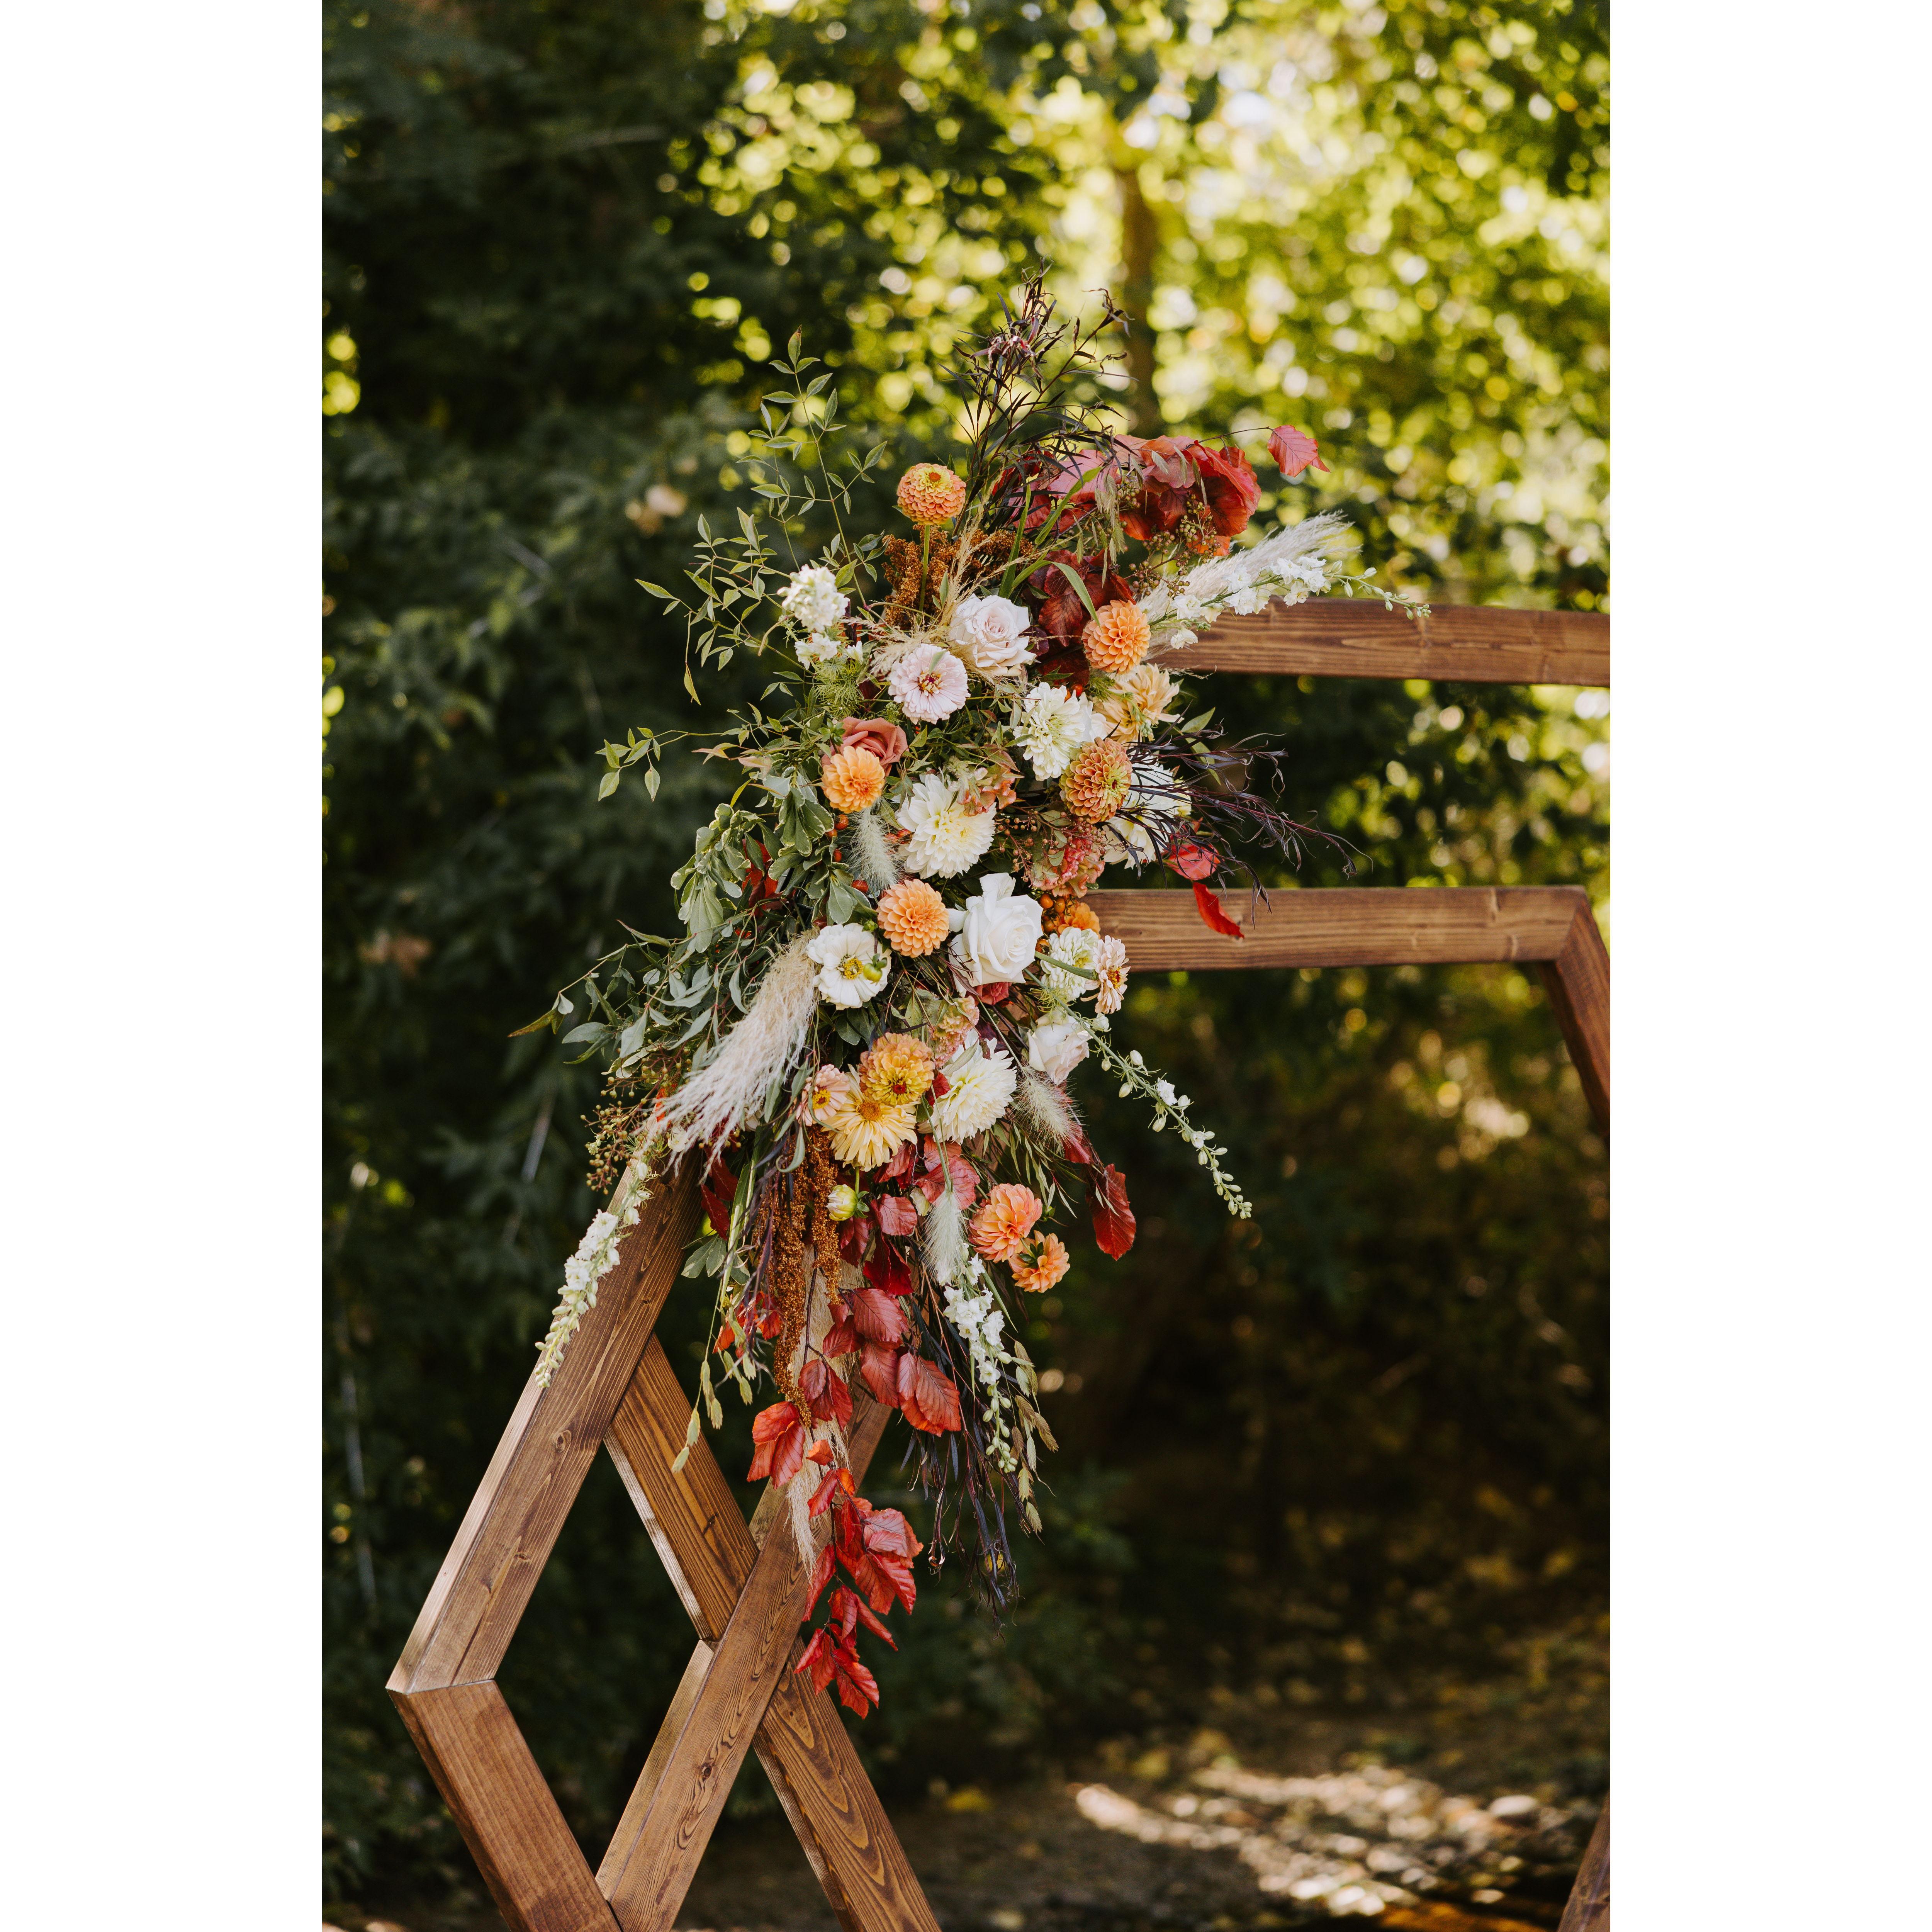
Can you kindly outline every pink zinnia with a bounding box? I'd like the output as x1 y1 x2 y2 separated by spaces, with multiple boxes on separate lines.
888 646 969 723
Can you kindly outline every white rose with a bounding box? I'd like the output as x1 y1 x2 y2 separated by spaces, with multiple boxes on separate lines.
1027 1020 1090 1084
805 923 890 1008
947 594 1036 681
950 873 1044 986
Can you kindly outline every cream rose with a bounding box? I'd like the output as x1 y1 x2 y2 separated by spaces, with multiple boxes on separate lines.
1027 1019 1090 1083
947 594 1036 681
949 873 1044 987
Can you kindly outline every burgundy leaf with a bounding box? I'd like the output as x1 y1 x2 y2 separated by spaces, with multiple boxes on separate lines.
1089 1164 1137 1259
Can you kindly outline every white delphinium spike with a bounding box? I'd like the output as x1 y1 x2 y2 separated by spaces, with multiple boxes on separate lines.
1017 1068 1080 1148
923 1186 968 1286
658 932 817 1152
849 808 900 891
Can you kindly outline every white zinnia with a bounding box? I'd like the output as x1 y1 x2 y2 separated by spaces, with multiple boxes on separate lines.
895 771 997 878
780 563 848 633
947 594 1036 681
928 1037 1017 1140
1013 682 1106 779
1027 1019 1090 1083
805 923 890 1008
1038 925 1103 1002
888 645 970 723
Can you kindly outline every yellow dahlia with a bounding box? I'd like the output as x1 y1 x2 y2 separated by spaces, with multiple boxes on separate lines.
1059 739 1133 822
896 463 968 528
820 745 886 813
1012 1233 1070 1294
859 1032 935 1108
824 1088 918 1170
876 877 950 956
969 1182 1042 1262
1081 600 1150 675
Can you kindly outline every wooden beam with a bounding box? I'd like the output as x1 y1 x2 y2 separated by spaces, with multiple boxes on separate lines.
1558 1798 1610 1930
392 1681 619 1932
1168 598 1608 686
1092 884 1589 971
1540 905 1610 1134
601 1351 937 1932
390 1168 703 1695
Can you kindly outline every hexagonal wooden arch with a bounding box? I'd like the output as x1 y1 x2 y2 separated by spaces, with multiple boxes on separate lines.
389 601 1611 1932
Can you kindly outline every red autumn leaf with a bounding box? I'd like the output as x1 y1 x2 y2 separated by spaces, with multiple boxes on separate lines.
850 1283 908 1346
699 1150 738 1237
930 1070 951 1098
746 1401 806 1486
862 1237 914 1297
822 1302 859 1357
805 1542 837 1617
1190 441 1261 537
831 1585 897 1649
799 1357 854 1429
858 1341 902 1407
795 1626 837 1693
875 1194 919 1238
896 1353 964 1435
836 1212 873 1264
808 1465 855 1518
1164 839 1220 882
1268 423 1329 478
1089 1164 1137 1259
914 1138 980 1209
806 1437 834 1467
878 1139 918 1185
861 1504 925 1562
1191 880 1245 939
834 1647 881 1716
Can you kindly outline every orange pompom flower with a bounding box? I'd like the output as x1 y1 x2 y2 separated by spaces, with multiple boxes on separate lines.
1059 738 1133 822
896 463 968 527
821 745 885 813
1012 1233 1070 1294
969 1182 1043 1262
859 1032 935 1108
876 877 951 956
1082 599 1150 674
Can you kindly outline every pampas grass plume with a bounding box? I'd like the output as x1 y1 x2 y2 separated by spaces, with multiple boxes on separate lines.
661 932 817 1153
1018 1068 1080 1147
923 1188 968 1286
849 809 900 891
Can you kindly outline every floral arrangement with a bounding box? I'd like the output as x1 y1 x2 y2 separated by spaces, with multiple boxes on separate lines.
526 278 1423 1718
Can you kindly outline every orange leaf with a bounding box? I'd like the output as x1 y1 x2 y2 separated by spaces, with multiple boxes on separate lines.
746 1401 806 1486
1191 881 1244 938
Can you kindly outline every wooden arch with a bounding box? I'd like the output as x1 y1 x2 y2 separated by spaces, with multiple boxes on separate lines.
389 599 1611 1932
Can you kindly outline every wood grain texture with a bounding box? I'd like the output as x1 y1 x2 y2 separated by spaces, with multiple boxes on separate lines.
601 1350 932 1932
1558 1799 1609 1930
1539 907 1610 1134
1170 598 1608 686
390 1681 618 1932
391 1165 703 1694
1092 885 1589 971
606 1338 759 1644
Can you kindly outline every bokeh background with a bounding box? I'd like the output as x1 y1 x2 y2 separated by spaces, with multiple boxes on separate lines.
322 0 1607 1921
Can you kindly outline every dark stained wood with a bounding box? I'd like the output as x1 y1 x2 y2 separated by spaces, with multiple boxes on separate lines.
595 1642 714 1901
1540 906 1611 1134
1558 1799 1610 1930
1170 598 1608 686
391 1167 702 1694
1092 884 1588 971
391 1681 618 1932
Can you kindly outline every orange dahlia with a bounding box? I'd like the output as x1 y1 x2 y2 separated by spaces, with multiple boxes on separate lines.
969 1182 1043 1262
1012 1232 1070 1294
821 745 886 813
876 877 950 956
1082 600 1150 675
1059 739 1133 822
1042 896 1102 936
859 1032 935 1108
896 463 968 528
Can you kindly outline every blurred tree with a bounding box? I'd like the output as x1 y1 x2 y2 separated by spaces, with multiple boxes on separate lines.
323 0 1606 1912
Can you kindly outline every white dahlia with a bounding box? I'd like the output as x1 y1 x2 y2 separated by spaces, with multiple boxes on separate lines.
928 1037 1018 1141
1013 682 1106 780
895 772 997 878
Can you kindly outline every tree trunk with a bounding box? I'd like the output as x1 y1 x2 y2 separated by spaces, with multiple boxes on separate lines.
1113 160 1161 435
